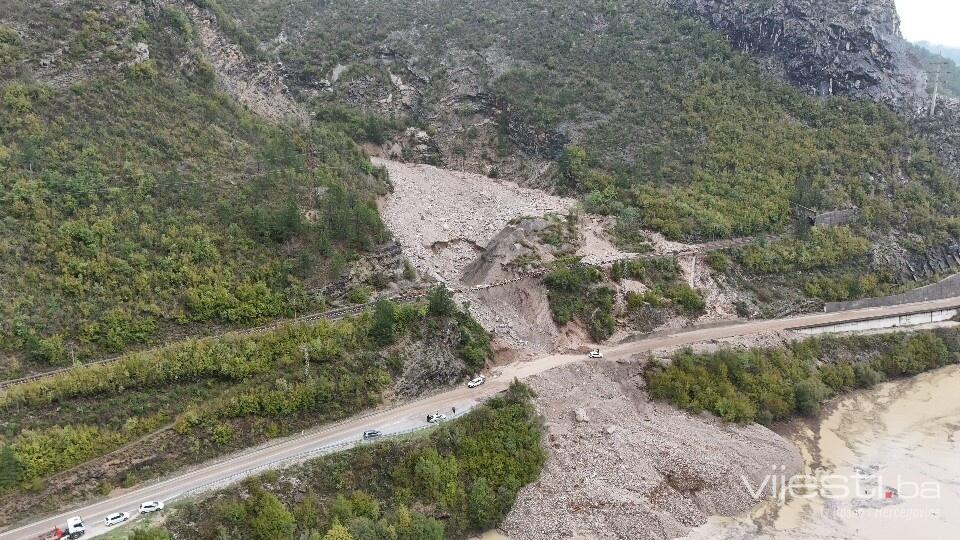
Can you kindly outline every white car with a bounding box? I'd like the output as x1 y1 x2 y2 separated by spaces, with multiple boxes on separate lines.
588 349 603 359
427 413 447 423
104 512 129 526
139 501 164 513
467 375 485 388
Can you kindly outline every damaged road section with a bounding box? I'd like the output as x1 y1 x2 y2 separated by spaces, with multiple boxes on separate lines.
502 359 803 539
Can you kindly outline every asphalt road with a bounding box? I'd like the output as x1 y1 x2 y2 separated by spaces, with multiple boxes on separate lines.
4 296 959 540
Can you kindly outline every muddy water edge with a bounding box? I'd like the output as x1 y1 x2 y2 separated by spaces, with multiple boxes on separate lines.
687 364 960 539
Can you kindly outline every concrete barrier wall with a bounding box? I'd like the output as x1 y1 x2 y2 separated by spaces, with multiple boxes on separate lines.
825 274 960 313
798 309 958 335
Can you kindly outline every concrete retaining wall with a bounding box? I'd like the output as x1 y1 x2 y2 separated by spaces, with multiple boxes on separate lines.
825 273 960 313
798 309 958 335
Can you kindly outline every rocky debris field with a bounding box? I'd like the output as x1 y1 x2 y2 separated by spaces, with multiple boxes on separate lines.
501 359 802 540
377 158 579 353
376 157 749 353
376 158 575 284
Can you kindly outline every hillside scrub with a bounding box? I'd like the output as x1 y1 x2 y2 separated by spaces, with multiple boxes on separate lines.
729 227 921 304
543 264 616 342
646 329 960 424
0 298 491 498
164 381 545 540
735 227 872 274
0 3 388 373
210 0 960 248
614 257 706 316
544 256 707 340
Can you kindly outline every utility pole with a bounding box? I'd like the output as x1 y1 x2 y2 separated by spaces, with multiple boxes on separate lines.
929 61 952 118
931 63 942 117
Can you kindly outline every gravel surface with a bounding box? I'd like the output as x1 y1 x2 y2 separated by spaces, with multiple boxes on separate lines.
376 158 574 284
502 359 802 540
376 159 578 353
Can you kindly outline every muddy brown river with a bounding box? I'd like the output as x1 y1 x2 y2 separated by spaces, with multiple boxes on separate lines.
687 364 960 539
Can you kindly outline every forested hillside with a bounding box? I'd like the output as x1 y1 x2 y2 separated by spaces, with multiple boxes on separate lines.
0 290 492 524
0 2 388 374
210 0 960 288
164 382 544 540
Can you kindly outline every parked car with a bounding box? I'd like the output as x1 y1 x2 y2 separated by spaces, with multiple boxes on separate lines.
139 501 164 514
427 413 447 423
588 349 603 359
467 375 485 388
103 512 129 527
362 429 382 440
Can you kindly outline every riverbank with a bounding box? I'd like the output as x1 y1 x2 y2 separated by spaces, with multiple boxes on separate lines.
687 364 960 539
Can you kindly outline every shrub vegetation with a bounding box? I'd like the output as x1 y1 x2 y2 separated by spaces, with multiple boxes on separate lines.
646 329 959 424
0 3 387 374
165 381 544 540
0 298 491 497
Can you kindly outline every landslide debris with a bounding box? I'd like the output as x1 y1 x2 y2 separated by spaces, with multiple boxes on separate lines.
376 158 579 353
376 158 575 284
501 359 802 539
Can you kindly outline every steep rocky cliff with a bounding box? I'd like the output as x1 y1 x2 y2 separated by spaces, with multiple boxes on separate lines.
667 0 928 106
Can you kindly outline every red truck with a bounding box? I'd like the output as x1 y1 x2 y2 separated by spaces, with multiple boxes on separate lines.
38 516 86 539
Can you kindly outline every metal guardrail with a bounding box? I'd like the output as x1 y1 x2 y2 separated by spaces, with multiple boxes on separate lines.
176 421 445 499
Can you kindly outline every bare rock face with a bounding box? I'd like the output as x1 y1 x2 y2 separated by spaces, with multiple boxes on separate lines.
667 0 927 106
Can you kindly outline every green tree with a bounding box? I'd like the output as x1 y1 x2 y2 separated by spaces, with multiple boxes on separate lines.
395 505 413 538
249 493 296 540
794 378 830 417
294 490 322 531
427 286 455 317
323 519 354 540
468 477 496 529
558 145 588 192
369 300 396 347
0 445 22 489
350 490 380 520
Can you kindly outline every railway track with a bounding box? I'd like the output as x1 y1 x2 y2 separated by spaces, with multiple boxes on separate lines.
0 292 430 391
0 237 762 391
0 275 540 391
